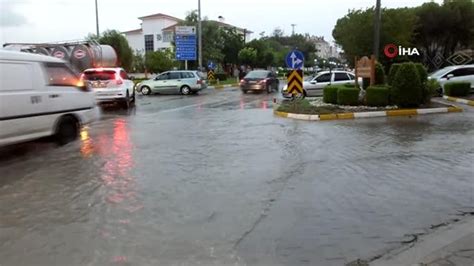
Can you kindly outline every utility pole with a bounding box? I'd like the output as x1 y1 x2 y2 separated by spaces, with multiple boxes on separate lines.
291 24 296 35
373 0 382 59
95 0 99 37
198 0 203 71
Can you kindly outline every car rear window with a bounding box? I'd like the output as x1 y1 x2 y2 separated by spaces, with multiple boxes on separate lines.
245 71 269 79
182 72 195 79
83 70 116 81
44 62 80 87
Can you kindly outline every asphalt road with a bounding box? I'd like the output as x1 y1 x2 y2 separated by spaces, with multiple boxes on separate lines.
0 87 473 266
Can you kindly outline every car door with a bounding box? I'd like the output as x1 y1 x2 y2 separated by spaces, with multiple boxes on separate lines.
152 72 169 93
306 73 331 96
165 72 182 94
440 67 473 89
332 72 353 86
0 60 50 143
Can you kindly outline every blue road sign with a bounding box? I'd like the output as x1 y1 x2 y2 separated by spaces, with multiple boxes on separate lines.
176 34 197 61
208 61 216 70
285 50 305 69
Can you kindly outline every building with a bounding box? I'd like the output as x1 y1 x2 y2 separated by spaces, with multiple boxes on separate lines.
308 36 340 59
122 13 252 53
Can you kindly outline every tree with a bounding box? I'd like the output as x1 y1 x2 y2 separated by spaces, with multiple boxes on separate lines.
87 30 134 71
145 49 178 73
238 47 257 66
221 27 244 66
131 50 145 73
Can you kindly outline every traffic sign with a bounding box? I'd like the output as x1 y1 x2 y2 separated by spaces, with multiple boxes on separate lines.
175 29 197 61
285 50 304 70
208 61 216 70
208 70 215 81
287 70 303 95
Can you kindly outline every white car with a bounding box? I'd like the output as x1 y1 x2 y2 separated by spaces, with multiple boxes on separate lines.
82 67 135 108
0 50 98 146
428 64 474 94
282 70 358 97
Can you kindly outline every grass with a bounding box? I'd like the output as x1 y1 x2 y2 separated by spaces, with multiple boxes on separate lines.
209 78 239 86
277 99 342 115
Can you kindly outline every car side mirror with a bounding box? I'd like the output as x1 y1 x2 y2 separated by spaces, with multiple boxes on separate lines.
446 74 454 80
310 81 316 84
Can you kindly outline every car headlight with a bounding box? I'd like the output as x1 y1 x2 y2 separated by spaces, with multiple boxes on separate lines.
282 85 288 92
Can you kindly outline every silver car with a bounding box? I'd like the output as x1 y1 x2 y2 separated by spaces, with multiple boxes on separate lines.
137 70 207 95
282 70 357 98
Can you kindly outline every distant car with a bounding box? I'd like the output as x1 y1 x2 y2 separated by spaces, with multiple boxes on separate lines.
136 70 207 95
0 50 97 146
240 70 279 94
282 70 357 98
428 64 474 94
82 67 135 109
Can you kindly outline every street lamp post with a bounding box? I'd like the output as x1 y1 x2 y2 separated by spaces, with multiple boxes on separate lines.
373 0 382 59
198 0 203 71
95 0 99 37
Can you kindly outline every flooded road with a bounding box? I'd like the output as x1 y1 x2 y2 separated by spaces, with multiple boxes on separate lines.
1 87 473 266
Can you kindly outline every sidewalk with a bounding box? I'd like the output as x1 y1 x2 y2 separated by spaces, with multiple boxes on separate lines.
371 218 474 266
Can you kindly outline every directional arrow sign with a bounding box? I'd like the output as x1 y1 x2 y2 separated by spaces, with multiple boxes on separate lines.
285 50 305 70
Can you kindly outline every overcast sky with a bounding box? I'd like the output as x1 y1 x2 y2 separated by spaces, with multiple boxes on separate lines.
1 0 440 46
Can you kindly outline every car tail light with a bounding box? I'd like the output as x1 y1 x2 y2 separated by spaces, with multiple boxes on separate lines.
240 79 245 84
115 72 123 85
258 79 268 85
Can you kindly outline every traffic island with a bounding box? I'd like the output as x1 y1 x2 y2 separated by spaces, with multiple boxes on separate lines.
443 95 474 106
273 98 462 121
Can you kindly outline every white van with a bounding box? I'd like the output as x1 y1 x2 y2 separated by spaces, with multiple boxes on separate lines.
0 50 98 146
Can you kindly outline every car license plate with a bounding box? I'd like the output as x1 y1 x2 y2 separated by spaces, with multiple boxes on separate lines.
249 81 257 84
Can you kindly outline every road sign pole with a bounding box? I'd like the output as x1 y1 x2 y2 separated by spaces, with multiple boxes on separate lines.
185 60 188 70
198 0 202 70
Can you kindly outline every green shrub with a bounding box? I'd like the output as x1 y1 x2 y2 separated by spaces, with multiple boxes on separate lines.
388 63 401 85
426 79 441 98
215 73 228 81
391 62 423 107
375 62 385 85
343 83 356 88
366 86 390 106
414 64 430 103
323 85 340 104
444 82 471 97
337 87 360 106
362 77 371 90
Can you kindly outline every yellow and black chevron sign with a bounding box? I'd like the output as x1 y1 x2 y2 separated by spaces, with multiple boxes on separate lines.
287 70 303 95
208 70 215 81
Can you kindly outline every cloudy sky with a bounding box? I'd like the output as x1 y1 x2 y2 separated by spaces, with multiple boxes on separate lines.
1 0 439 46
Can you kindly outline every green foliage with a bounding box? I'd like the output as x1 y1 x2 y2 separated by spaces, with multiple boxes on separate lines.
362 78 371 90
277 99 341 115
238 47 257 66
221 27 245 65
323 85 340 104
131 50 145 73
388 63 401 85
145 49 177 73
89 30 134 71
444 82 471 97
415 63 429 103
426 79 441 99
215 73 228 81
366 86 390 106
337 87 360 106
374 62 385 85
391 62 423 107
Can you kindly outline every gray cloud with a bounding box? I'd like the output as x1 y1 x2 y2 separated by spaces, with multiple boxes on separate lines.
0 0 28 27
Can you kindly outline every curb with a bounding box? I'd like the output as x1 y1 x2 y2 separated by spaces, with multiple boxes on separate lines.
209 84 239 90
273 106 462 121
443 95 474 106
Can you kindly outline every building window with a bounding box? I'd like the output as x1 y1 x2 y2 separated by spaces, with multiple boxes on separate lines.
144 34 154 52
163 31 173 43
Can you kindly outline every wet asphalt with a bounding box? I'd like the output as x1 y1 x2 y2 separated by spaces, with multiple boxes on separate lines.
0 87 473 266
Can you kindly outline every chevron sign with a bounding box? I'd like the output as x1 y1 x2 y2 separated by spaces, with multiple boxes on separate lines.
287 70 303 95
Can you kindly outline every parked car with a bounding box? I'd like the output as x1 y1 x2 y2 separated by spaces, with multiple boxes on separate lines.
136 70 207 95
428 64 474 94
81 67 135 109
0 50 98 146
282 70 357 98
240 70 279 94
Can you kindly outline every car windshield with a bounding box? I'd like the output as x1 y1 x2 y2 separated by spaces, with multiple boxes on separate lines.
83 70 115 81
245 71 268 79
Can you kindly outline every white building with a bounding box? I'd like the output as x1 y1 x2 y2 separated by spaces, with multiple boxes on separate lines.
122 13 252 54
309 36 340 59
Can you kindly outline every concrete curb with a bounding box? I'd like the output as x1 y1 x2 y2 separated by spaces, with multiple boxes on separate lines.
443 95 474 106
209 84 239 90
370 218 474 266
273 106 462 121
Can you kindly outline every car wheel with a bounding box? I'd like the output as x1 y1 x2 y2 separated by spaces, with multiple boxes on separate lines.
131 90 136 103
141 86 151 95
55 116 79 145
122 91 130 109
181 86 191 95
